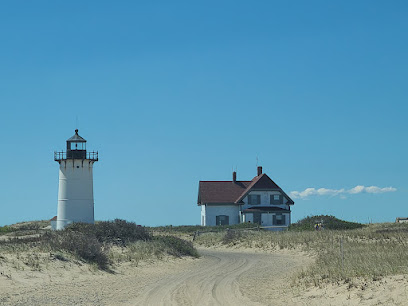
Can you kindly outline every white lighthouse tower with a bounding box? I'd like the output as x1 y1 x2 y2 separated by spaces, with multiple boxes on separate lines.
54 129 98 230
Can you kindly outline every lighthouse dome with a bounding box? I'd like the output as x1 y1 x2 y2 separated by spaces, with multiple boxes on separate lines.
67 129 86 143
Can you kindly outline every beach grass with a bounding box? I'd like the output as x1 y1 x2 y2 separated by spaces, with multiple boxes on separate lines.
3 218 407 285
192 221 408 285
0 219 199 272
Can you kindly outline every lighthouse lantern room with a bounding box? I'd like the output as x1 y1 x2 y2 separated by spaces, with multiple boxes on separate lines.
53 129 98 230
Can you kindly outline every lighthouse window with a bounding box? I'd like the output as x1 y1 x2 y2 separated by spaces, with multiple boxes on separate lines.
71 142 85 150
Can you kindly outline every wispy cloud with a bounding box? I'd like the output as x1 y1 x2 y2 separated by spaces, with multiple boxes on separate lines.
290 185 397 200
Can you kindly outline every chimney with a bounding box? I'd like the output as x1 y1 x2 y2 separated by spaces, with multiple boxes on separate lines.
257 166 262 176
233 171 237 183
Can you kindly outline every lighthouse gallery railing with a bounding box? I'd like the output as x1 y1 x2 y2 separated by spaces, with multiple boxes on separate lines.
54 151 98 161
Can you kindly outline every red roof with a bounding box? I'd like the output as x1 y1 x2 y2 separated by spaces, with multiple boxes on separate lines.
50 216 57 221
198 173 294 205
198 181 252 204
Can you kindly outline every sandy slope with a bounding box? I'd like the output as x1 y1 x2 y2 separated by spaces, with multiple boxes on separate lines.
0 248 306 306
1 247 407 305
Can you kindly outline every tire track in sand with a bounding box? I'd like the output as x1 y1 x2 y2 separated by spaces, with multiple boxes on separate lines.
0 248 306 306
130 248 300 306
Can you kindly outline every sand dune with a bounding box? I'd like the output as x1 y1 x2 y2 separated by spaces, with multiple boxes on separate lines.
0 247 407 305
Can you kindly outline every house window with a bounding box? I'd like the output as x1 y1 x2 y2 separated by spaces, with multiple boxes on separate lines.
270 194 283 204
273 213 285 225
216 215 229 225
248 194 261 205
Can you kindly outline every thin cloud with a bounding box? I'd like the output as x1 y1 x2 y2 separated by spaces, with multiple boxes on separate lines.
290 185 397 200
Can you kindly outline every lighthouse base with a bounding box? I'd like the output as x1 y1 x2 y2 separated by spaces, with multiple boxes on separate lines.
56 199 95 230
55 159 96 230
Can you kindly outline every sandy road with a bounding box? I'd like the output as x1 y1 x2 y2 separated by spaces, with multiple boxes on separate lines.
130 248 304 306
0 248 306 306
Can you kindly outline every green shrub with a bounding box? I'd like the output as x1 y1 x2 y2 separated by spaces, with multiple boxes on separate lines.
0 220 200 271
0 226 14 234
65 219 152 245
44 231 109 269
289 215 365 231
155 236 199 258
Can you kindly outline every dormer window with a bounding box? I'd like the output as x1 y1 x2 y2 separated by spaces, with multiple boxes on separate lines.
270 194 283 204
248 194 261 205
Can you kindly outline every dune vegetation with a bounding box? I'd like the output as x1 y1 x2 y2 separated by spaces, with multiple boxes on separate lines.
188 217 408 286
289 214 366 231
2 216 408 288
0 219 199 273
0 226 13 234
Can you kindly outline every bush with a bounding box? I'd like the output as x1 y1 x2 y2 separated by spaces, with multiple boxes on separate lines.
44 231 109 269
50 219 152 268
65 219 152 245
155 236 199 258
289 215 365 231
0 220 200 271
0 226 14 234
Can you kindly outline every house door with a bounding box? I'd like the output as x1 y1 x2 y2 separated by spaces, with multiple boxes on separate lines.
262 213 273 226
253 212 261 225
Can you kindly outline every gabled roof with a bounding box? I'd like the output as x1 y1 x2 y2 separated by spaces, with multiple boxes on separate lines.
198 172 294 205
235 173 294 205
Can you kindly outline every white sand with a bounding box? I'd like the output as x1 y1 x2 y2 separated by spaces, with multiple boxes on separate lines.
0 247 407 305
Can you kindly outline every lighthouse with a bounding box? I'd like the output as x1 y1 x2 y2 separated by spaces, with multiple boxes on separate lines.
54 129 98 230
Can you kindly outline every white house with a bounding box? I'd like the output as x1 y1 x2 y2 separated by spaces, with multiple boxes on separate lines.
197 167 294 230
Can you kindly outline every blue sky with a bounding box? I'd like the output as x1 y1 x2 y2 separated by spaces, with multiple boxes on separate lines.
0 1 406 226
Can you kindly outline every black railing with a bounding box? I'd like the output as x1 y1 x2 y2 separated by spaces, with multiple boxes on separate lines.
54 151 98 161
87 151 98 161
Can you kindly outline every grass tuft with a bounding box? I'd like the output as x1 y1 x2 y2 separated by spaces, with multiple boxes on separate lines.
155 236 200 258
222 230 244 245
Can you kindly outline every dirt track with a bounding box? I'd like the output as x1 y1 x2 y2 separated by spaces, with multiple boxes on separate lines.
130 248 304 306
0 248 306 306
